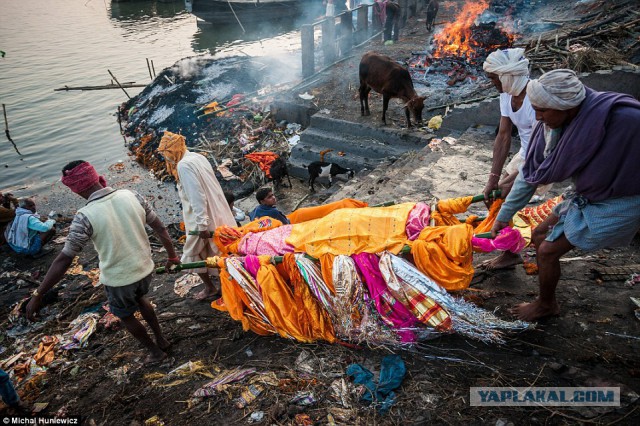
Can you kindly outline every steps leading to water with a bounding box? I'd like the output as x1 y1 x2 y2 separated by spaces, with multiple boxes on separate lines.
288 114 432 179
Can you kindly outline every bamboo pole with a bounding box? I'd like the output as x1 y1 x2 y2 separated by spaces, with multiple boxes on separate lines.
107 69 131 99
3 104 21 155
54 83 146 92
146 58 153 80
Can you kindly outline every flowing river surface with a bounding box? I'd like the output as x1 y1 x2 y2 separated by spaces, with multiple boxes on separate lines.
0 0 314 194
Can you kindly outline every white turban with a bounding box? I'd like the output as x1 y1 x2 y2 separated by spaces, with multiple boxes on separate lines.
526 69 586 110
482 48 530 96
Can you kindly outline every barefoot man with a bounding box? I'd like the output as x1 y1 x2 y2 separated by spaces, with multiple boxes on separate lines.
26 161 180 364
158 132 236 300
481 48 546 270
491 69 640 321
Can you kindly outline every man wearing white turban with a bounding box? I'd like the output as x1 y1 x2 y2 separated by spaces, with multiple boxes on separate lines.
480 48 544 270
491 69 640 321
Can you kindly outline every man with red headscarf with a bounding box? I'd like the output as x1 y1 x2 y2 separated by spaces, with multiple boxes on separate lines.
26 160 180 365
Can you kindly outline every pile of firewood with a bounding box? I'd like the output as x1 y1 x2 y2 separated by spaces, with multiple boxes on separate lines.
521 0 639 73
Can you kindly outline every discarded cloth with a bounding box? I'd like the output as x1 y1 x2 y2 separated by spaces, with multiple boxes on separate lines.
346 354 406 414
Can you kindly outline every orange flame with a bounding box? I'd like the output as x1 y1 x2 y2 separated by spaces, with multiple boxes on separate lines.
433 0 490 59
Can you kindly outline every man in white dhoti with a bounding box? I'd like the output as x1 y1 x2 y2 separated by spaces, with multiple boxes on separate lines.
158 132 237 300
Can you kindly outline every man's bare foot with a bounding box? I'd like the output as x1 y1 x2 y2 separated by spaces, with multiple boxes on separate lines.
144 349 168 366
156 336 172 352
478 252 523 271
194 287 220 301
510 299 560 321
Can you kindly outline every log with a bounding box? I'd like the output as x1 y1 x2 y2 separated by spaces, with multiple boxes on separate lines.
54 83 146 92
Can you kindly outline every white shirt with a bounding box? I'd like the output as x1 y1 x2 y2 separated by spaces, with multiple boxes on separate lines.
499 92 536 158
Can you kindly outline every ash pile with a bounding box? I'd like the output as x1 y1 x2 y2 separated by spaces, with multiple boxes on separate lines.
118 55 302 198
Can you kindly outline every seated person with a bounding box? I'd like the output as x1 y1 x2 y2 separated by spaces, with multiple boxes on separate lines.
224 190 246 227
0 192 19 245
249 188 290 224
4 198 56 256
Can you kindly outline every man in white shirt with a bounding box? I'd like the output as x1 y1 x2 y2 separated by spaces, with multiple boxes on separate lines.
481 48 546 270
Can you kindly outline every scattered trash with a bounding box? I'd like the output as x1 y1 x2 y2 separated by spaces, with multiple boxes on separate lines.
290 391 316 406
287 135 300 146
346 354 406 415
34 336 58 367
245 348 253 357
235 384 264 409
108 365 130 385
428 138 443 152
32 402 49 413
144 415 165 426
318 109 331 114
330 378 353 408
294 413 313 425
173 273 203 297
442 136 457 145
193 367 256 398
60 312 100 350
427 115 443 130
248 411 264 423
298 92 314 100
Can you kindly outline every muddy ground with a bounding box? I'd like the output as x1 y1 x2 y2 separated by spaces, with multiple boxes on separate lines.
2 1 640 425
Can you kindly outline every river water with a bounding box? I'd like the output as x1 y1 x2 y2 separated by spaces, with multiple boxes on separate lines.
0 0 313 194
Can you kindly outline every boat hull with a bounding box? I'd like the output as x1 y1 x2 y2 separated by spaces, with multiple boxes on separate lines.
190 0 303 24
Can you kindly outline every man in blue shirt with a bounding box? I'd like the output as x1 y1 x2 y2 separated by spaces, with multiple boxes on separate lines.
4 198 56 256
249 188 290 224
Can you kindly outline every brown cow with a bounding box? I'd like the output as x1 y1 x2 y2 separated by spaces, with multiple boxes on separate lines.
359 52 426 128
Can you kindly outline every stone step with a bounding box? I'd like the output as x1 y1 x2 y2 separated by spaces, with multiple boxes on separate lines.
309 115 429 148
288 143 383 179
288 114 432 179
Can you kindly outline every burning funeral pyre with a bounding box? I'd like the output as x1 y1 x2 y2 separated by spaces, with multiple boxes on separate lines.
409 0 518 86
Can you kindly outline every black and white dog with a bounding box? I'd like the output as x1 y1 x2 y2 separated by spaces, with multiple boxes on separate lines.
307 161 355 192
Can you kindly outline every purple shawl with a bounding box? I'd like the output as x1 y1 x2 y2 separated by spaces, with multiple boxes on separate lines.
522 88 640 201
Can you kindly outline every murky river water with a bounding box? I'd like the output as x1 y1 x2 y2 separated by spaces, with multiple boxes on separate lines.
0 0 311 194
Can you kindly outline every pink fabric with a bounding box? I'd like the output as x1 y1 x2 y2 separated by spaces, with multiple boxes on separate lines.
472 227 526 253
352 252 419 342
243 255 261 278
238 225 295 256
61 162 107 194
405 202 430 241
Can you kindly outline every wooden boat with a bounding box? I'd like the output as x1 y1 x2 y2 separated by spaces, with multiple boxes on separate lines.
185 0 306 25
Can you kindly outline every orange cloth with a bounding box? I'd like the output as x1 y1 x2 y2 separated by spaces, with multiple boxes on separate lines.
257 256 336 343
517 196 562 228
472 199 504 233
431 196 473 226
287 199 369 224
319 254 336 295
34 336 58 367
244 152 279 178
211 257 273 336
157 131 187 181
214 217 283 255
411 224 474 291
286 203 416 258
